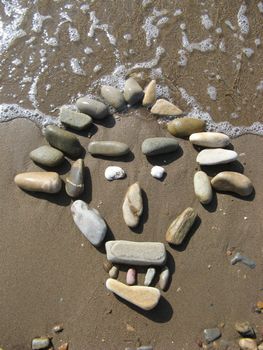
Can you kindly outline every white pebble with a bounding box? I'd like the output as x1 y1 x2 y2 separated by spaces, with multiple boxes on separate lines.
105 166 125 181
151 166 165 179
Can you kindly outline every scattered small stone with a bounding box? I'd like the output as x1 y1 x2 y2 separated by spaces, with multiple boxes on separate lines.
104 166 125 181
88 141 130 157
59 107 92 130
14 172 62 193
151 166 165 179
159 266 169 291
101 85 126 111
58 343 69 350
167 117 205 137
144 267 156 286
256 301 263 309
32 337 50 350
189 132 230 148
126 268 136 285
65 159 84 198
52 324 63 333
211 172 253 196
235 321 255 338
231 252 256 269
124 77 144 105
142 80 156 107
109 265 119 279
126 323 135 332
203 328 221 343
194 171 213 204
106 278 161 310
196 149 238 165
71 200 107 247
122 182 143 228
151 99 182 116
238 338 257 350
30 145 64 167
103 260 113 273
76 97 109 119
141 137 179 156
137 347 153 350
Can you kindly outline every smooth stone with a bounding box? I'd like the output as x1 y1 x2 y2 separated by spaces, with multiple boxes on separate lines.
166 207 197 245
151 166 165 179
106 278 161 310
196 148 238 165
231 252 256 269
58 343 68 350
137 347 153 350
235 321 255 338
32 337 50 350
106 240 167 266
144 267 156 286
105 166 125 181
76 97 108 119
126 268 136 285
141 137 179 156
88 141 130 157
44 125 82 157
109 266 119 279
71 200 107 247
122 182 143 227
52 324 63 333
189 132 230 148
59 107 92 130
211 172 253 196
101 85 126 110
14 172 62 193
30 145 64 167
239 338 257 350
65 159 84 198
194 171 213 204
203 328 221 343
258 344 263 350
142 80 156 107
159 266 169 291
103 260 113 273
167 117 205 137
124 77 144 105
151 99 182 116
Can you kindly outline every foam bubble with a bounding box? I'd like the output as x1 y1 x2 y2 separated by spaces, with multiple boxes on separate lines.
68 26 80 42
84 46 93 55
258 1 263 13
70 58 86 76
237 4 249 35
174 9 183 16
93 64 102 73
255 38 261 47
178 49 188 66
201 14 213 30
44 37 58 46
242 47 254 58
225 20 236 31
32 12 51 33
219 39 226 52
207 85 217 101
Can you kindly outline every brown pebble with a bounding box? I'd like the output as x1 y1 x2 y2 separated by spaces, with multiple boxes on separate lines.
257 301 263 309
52 324 63 333
58 343 69 350
103 260 113 273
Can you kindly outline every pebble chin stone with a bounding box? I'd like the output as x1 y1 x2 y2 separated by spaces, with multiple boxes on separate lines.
151 166 165 179
76 97 109 119
101 85 126 111
106 278 161 310
211 171 253 196
189 132 230 148
159 266 169 291
196 148 238 165
141 137 179 156
105 166 125 181
14 172 62 193
65 159 84 198
32 337 50 350
238 338 257 350
126 268 136 285
124 77 144 105
151 99 182 116
71 200 107 247
30 145 64 167
59 107 92 130
203 328 221 343
88 141 130 157
142 79 156 107
144 267 156 286
122 182 143 228
167 118 205 137
194 171 213 204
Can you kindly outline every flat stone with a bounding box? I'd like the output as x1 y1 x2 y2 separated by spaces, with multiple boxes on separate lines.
88 141 130 157
151 99 182 116
239 338 257 350
106 278 161 310
122 182 143 227
76 97 108 119
141 137 179 156
211 172 253 196
159 266 169 291
65 159 84 198
109 266 119 279
59 107 92 130
167 117 205 137
104 166 125 181
235 321 255 338
126 268 136 285
142 80 156 107
204 328 221 343
30 145 64 167
166 207 197 245
101 85 126 111
189 132 230 148
103 260 113 273
144 267 156 286
106 240 167 266
14 172 62 193
151 166 165 179
44 125 82 157
124 77 144 105
196 149 238 165
32 337 50 350
71 200 107 247
194 171 213 204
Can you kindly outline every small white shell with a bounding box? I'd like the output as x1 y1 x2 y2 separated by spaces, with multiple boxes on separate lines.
104 166 125 181
151 166 165 179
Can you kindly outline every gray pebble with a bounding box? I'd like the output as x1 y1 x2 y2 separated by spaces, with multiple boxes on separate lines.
88 141 130 157
109 266 119 279
60 107 92 130
159 266 169 291
30 145 64 167
76 97 109 119
101 85 126 111
32 337 50 350
124 78 144 105
204 328 221 343
144 267 156 286
141 137 179 156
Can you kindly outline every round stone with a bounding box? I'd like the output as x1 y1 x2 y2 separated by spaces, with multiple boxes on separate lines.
30 145 64 167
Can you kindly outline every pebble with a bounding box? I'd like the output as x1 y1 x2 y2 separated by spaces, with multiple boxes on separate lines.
166 207 197 245
65 159 84 198
32 337 50 350
211 172 253 196
59 107 92 130
144 267 156 286
124 77 144 105
142 79 156 107
88 141 130 157
109 265 119 279
196 149 238 165
194 171 213 204
52 324 63 333
101 85 126 111
151 99 182 116
122 182 143 227
106 240 167 266
58 343 69 350
258 344 263 350
189 132 230 148
203 328 221 343
151 166 165 179
71 200 107 247
235 321 255 338
159 266 169 291
137 347 153 350
106 278 161 310
30 145 64 167
231 252 256 269
141 137 179 156
239 338 257 350
44 125 82 157
103 260 113 273
76 97 109 119
104 166 125 181
14 172 62 193
167 118 205 137
126 268 136 285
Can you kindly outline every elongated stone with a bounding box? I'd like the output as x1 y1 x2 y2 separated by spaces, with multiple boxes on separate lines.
166 207 197 245
65 159 84 198
44 125 82 157
231 252 256 269
32 337 50 350
141 137 179 156
122 182 143 227
88 141 130 157
142 80 156 107
194 171 213 204
159 266 169 291
211 172 253 196
196 149 238 165
204 328 221 343
101 85 126 110
124 78 144 105
239 338 257 350
106 278 161 310
76 97 108 119
189 132 230 148
235 321 255 338
126 268 136 285
167 118 205 137
71 200 107 247
106 240 166 266
109 266 119 279
30 145 64 167
59 107 92 130
151 99 182 116
144 268 156 286
14 172 62 193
